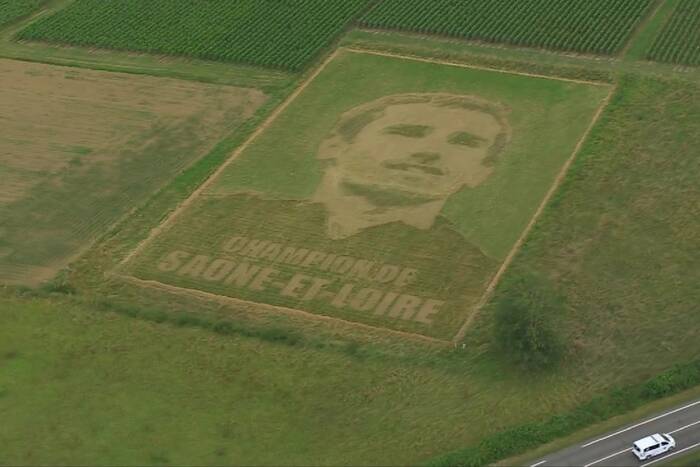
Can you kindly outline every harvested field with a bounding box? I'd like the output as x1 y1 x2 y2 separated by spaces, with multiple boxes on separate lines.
0 59 265 286
124 50 610 339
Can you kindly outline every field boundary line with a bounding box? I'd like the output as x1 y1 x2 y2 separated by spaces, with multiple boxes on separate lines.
343 47 612 87
118 48 341 268
114 273 451 346
452 85 616 344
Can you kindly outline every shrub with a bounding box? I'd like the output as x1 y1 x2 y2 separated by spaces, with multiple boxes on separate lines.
492 272 565 370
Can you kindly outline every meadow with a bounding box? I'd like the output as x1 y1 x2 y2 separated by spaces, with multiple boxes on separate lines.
0 291 599 465
124 49 609 340
361 0 655 55
17 0 371 71
478 74 700 388
0 59 265 285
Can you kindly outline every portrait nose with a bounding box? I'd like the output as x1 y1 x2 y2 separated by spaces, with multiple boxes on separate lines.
410 152 441 164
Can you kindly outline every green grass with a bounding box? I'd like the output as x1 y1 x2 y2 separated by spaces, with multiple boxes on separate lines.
361 0 655 56
0 0 45 28
125 49 608 339
665 449 700 466
477 74 700 382
0 292 601 466
17 0 371 71
647 0 700 66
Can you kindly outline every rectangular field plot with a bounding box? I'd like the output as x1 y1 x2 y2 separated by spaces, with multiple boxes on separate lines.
361 0 655 56
17 0 371 71
0 59 265 286
125 50 610 339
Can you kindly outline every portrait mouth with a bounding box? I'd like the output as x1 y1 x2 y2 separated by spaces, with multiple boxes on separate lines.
381 161 446 176
341 181 441 207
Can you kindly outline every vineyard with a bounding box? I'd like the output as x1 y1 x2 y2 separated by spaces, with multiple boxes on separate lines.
17 0 370 71
647 0 700 66
0 0 45 27
360 0 655 55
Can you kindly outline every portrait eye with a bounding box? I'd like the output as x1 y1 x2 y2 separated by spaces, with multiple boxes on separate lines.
448 131 488 148
383 124 433 138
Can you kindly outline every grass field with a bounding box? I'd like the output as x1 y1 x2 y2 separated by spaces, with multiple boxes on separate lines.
0 0 45 28
0 59 265 286
648 0 700 66
360 0 655 55
478 74 700 379
0 292 598 466
123 49 609 339
17 0 371 71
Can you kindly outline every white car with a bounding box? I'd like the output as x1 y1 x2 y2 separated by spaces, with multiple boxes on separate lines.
632 433 675 461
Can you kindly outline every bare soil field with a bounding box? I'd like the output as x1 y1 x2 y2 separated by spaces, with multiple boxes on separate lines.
0 58 265 285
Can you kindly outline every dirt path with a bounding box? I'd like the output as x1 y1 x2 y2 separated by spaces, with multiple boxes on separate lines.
343 47 611 87
451 86 616 344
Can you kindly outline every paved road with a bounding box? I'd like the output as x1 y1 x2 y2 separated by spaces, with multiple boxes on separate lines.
528 399 700 467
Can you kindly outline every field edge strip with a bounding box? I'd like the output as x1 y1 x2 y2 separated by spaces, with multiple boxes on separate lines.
343 47 612 87
113 273 451 346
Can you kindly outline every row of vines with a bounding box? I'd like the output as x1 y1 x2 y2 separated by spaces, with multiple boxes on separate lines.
360 0 655 56
17 0 371 71
647 0 700 66
0 0 46 28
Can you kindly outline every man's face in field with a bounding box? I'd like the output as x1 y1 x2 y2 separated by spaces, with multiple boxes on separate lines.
315 94 508 238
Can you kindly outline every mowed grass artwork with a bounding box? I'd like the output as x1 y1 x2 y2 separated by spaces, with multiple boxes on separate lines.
360 0 655 55
125 50 609 339
0 59 265 286
647 0 700 66
0 0 45 28
17 0 371 71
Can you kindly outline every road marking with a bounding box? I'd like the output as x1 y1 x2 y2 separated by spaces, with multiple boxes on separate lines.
641 441 700 466
669 419 700 434
530 461 547 467
581 399 700 447
583 447 631 467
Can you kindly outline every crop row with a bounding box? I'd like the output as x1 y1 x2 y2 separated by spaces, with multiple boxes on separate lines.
0 0 45 28
647 0 700 66
17 0 370 71
360 0 655 55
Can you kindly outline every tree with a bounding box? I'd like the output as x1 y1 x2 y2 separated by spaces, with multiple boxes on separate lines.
492 272 565 370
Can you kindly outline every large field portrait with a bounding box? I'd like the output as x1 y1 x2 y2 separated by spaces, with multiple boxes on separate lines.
124 50 610 339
